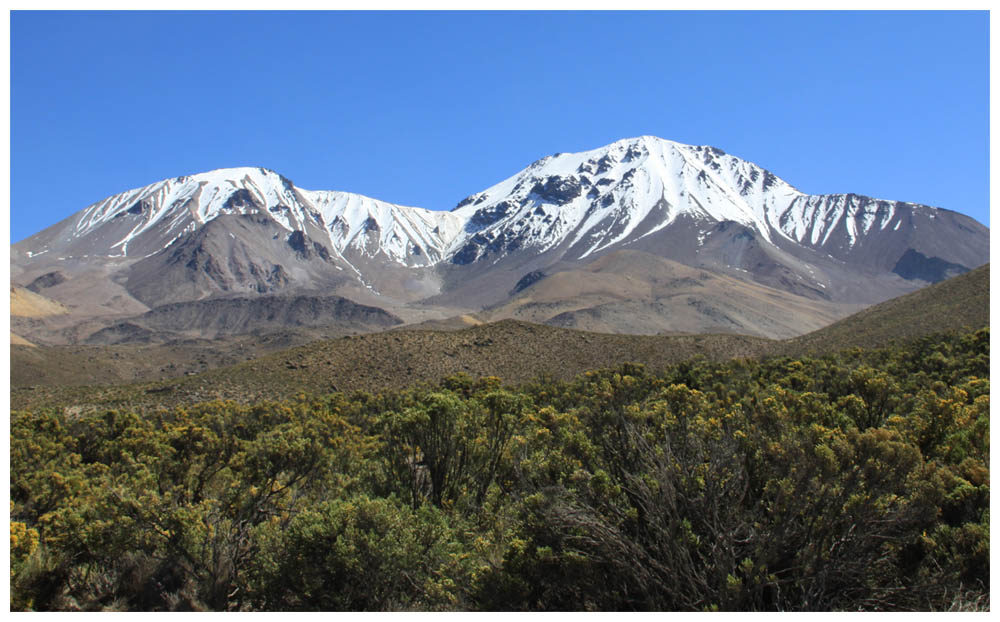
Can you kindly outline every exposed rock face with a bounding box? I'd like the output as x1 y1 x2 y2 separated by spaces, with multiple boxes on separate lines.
892 248 970 283
467 201 515 231
87 294 403 341
126 215 294 307
286 230 331 261
85 322 157 345
529 176 582 203
510 270 546 295
26 271 67 292
451 233 494 266
222 188 261 211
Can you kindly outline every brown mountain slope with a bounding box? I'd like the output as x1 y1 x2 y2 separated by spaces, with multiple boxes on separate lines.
484 250 862 338
780 263 989 356
11 332 35 347
179 320 771 400
11 266 989 412
11 286 68 317
11 321 772 410
11 286 68 346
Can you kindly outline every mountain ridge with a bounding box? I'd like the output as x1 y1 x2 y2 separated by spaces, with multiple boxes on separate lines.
15 137 985 270
11 135 988 344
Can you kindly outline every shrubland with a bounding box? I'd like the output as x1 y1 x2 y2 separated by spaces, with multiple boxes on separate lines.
10 328 989 611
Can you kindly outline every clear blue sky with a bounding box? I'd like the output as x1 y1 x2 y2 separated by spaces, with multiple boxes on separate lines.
11 10 990 242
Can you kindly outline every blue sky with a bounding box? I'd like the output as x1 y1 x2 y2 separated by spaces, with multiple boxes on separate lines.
11 10 989 242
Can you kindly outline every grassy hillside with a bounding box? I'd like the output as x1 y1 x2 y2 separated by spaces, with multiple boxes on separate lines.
781 264 989 356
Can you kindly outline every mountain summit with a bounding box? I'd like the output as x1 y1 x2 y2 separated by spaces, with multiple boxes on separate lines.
448 136 980 274
451 136 799 262
28 166 463 267
11 136 989 342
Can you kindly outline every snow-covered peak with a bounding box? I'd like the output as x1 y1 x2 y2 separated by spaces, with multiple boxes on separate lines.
448 136 808 263
444 135 951 267
66 166 461 266
76 167 304 236
28 137 947 274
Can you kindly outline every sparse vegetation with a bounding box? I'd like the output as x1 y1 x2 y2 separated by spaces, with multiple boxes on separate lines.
12 265 987 414
783 264 989 355
11 321 774 413
10 328 989 611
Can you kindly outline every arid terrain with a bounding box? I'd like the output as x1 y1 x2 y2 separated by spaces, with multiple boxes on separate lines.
11 264 989 413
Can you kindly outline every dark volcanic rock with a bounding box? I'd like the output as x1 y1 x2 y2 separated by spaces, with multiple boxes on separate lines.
85 322 159 345
244 264 289 293
892 248 970 283
623 145 645 162
451 241 482 266
451 227 524 265
134 295 403 336
222 189 261 211
596 154 617 174
312 241 332 261
454 195 476 210
454 194 487 210
529 176 583 203
125 199 152 216
26 271 67 292
468 201 514 230
287 230 310 257
510 270 546 295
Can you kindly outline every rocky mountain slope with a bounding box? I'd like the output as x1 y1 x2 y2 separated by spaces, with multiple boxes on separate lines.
437 136 986 307
449 137 930 267
86 294 403 344
478 250 861 338
11 137 988 343
12 265 988 411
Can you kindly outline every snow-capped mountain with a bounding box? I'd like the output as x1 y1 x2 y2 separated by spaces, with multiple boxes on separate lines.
18 167 463 268
11 136 989 343
15 137 986 276
446 136 978 271
449 136 800 262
